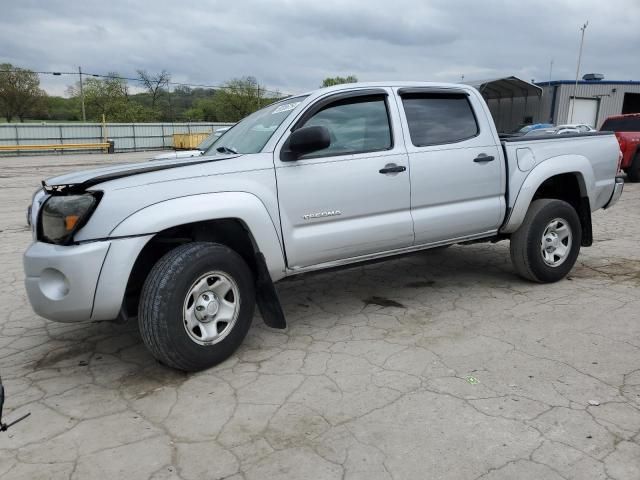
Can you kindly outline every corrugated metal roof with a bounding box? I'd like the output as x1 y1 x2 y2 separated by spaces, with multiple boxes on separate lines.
465 76 542 99
537 80 640 86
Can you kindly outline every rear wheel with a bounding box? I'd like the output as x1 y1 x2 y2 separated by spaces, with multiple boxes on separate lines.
510 199 582 283
627 153 640 182
139 242 255 372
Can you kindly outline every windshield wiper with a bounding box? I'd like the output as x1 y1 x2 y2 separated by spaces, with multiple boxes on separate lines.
216 146 238 154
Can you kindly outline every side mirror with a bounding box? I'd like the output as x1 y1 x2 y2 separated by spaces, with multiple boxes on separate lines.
284 126 331 160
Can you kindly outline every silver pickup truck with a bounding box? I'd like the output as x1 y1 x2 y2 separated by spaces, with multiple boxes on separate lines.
24 82 624 371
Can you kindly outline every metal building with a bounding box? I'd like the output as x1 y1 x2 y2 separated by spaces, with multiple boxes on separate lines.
537 77 640 129
468 75 640 133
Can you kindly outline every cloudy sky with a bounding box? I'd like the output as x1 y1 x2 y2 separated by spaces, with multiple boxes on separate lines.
1 0 639 97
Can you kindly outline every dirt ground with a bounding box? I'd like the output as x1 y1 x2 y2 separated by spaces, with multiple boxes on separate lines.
1 152 639 479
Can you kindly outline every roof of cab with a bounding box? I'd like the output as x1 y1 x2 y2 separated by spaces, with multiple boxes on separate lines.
295 81 474 98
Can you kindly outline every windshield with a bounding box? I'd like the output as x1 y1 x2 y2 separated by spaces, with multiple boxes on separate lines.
197 129 229 151
600 117 640 132
204 96 307 155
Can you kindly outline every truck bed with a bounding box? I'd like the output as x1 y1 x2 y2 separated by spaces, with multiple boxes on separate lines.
501 131 619 215
500 131 613 142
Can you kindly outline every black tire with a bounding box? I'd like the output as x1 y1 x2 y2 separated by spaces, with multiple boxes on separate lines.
627 153 640 182
510 199 582 283
139 242 255 372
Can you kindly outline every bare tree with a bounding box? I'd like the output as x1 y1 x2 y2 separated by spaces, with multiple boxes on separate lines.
136 69 170 109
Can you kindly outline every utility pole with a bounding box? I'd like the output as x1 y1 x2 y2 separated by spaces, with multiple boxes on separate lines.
548 59 554 86
569 21 588 123
78 66 86 122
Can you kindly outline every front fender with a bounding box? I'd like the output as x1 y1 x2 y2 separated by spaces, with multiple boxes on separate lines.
109 192 287 280
501 154 594 234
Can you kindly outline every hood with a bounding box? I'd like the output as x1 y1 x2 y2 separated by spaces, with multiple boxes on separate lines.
43 154 240 193
151 149 204 161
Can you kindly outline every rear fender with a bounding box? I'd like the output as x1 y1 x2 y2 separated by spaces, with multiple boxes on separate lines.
501 155 594 234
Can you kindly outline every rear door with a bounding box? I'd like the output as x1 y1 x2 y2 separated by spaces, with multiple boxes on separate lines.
274 89 413 268
396 88 505 244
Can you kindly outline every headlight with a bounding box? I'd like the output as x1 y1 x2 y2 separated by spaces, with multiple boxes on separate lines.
38 193 101 245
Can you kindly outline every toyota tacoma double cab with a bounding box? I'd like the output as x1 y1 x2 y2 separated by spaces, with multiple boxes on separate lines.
600 113 640 182
24 82 624 371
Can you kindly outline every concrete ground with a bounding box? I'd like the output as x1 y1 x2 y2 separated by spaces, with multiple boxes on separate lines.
1 152 639 480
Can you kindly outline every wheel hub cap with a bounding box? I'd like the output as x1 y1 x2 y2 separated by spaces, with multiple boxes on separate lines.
194 291 220 322
544 233 559 251
540 218 572 267
183 271 240 345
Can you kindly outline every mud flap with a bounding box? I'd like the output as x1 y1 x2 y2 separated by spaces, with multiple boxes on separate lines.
255 252 287 329
579 196 592 247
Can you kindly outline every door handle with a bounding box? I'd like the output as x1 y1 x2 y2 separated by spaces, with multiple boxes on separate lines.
379 164 407 174
473 154 495 163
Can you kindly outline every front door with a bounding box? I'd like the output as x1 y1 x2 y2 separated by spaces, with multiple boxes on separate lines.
275 89 413 268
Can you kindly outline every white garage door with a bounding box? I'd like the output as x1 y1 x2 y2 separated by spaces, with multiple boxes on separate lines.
568 98 598 127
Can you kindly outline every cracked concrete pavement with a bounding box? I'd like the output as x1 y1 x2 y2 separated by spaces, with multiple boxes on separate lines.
1 152 639 479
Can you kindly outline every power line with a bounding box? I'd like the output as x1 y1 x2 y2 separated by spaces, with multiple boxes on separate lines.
0 68 287 96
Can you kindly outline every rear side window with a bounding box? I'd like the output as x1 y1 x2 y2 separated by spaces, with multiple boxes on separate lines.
401 93 479 146
300 95 392 157
600 117 640 132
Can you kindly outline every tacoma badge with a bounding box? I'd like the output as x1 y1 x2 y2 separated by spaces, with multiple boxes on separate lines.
302 210 342 220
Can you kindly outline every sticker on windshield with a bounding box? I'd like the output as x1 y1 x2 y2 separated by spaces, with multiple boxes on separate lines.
272 102 301 114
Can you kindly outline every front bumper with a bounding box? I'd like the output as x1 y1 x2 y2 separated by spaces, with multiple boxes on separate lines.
24 241 110 322
604 176 624 209
24 235 152 323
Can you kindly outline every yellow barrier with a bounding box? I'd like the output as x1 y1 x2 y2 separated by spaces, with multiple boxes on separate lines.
172 133 211 150
0 143 111 152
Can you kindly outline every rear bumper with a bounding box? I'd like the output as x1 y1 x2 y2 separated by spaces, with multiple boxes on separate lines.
604 176 624 209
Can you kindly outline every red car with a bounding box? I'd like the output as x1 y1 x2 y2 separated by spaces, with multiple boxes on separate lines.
600 113 640 182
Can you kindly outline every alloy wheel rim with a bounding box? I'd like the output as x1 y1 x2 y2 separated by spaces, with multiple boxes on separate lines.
540 218 572 267
182 271 240 345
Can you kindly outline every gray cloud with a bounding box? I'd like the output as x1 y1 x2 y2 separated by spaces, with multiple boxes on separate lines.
1 0 639 96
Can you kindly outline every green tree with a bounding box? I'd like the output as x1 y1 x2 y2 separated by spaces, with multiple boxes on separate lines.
67 73 154 122
46 96 81 121
320 75 358 88
212 76 273 122
183 97 218 121
0 63 48 122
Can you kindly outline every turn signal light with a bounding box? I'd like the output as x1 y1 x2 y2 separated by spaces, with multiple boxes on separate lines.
617 150 623 174
617 135 626 153
64 215 80 231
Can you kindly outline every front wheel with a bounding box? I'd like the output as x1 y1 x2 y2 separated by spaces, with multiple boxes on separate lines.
139 242 255 371
510 199 582 283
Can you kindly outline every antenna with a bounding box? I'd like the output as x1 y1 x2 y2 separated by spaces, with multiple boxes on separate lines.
569 21 589 122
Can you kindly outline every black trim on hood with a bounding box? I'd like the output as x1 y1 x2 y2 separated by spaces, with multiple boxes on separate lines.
42 154 241 194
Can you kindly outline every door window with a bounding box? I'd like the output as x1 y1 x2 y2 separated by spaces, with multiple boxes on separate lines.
299 96 392 158
401 93 479 146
